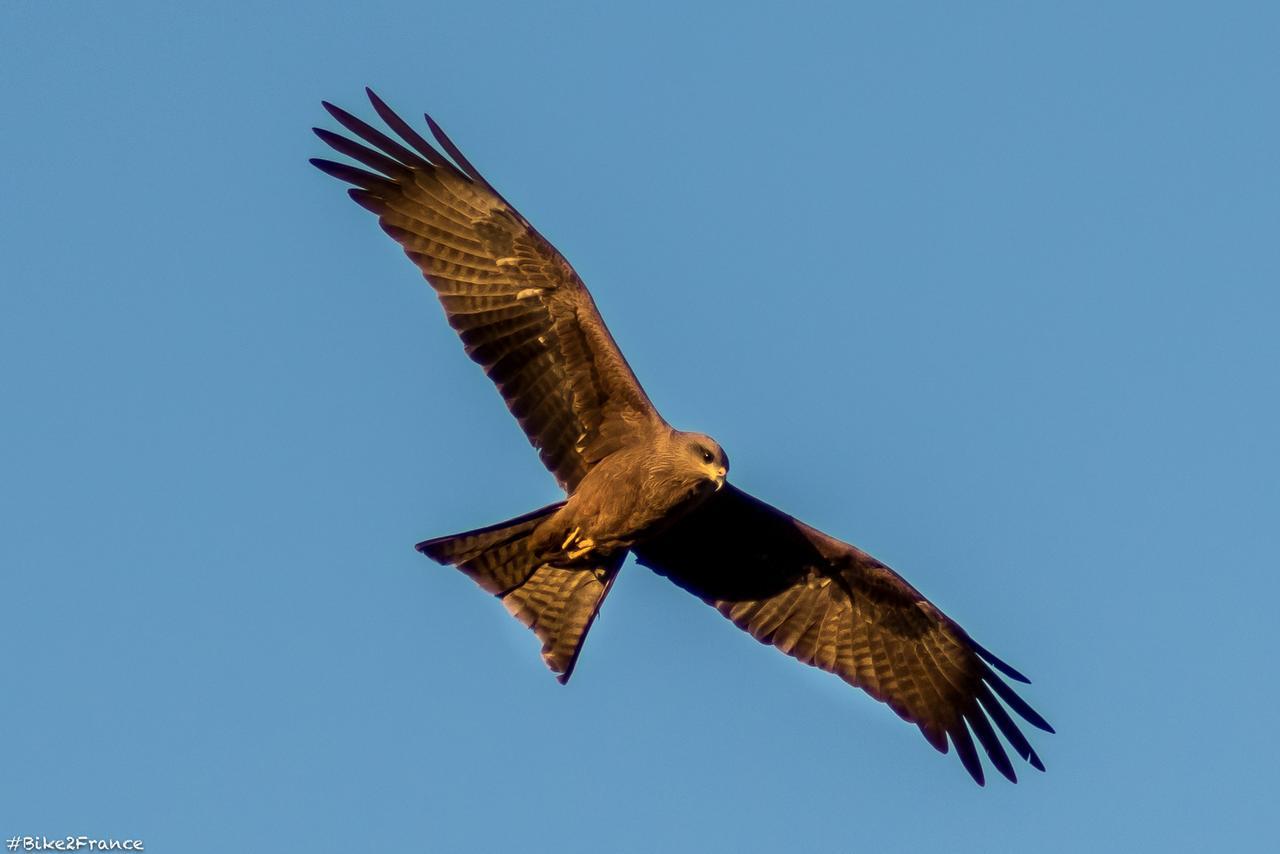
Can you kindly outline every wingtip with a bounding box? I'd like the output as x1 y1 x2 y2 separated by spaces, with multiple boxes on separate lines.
972 639 1032 683
308 157 344 177
952 730 986 786
323 100 367 131
349 188 383 211
984 674 1054 734
1023 709 1054 734
364 87 388 114
424 113 455 150
312 126 341 146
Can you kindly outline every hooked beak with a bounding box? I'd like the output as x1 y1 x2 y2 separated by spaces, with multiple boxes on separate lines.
714 466 727 490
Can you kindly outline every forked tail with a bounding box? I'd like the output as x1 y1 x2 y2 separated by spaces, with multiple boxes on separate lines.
416 503 621 683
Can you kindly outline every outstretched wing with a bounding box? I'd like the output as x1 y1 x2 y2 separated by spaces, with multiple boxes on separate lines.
633 485 1053 785
311 90 662 491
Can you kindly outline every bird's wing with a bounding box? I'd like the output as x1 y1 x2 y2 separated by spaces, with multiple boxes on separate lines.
632 485 1053 785
312 90 663 491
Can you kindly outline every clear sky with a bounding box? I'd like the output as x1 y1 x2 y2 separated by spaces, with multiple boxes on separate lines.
3 2 1277 852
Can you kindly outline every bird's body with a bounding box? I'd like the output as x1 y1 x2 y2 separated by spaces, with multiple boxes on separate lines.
530 430 728 559
312 90 1053 785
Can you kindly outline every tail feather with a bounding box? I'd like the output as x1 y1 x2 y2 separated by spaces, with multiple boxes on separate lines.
503 559 622 683
416 504 620 683
416 501 563 570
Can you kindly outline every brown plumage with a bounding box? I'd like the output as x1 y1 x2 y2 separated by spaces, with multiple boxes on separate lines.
311 89 1053 785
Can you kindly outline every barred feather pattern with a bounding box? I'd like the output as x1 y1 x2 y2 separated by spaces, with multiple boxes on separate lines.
311 90 661 492
416 504 619 683
635 485 1054 785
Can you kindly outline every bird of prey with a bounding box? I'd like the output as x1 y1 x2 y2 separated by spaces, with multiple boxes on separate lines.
311 89 1053 785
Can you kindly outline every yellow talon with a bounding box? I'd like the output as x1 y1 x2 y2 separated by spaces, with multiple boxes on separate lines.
561 527 580 549
567 537 596 560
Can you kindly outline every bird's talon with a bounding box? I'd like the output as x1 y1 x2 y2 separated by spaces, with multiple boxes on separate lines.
567 537 596 560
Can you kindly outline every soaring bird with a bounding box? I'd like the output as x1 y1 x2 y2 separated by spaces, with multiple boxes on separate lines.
311 90 1053 785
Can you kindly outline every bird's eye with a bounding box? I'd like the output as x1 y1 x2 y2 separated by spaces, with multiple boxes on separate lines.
700 449 714 464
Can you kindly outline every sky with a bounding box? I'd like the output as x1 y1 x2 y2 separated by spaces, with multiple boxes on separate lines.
3 2 1278 851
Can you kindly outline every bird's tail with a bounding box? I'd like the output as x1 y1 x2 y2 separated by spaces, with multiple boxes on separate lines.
416 503 621 684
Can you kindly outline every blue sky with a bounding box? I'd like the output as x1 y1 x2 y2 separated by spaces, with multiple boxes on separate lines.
3 2 1278 851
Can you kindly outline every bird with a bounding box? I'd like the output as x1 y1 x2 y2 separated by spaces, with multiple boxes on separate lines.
310 89 1053 785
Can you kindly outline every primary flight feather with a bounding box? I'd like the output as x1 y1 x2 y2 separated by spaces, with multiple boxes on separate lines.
311 89 1053 785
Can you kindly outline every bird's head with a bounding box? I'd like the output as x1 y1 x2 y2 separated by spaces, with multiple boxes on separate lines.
679 431 729 491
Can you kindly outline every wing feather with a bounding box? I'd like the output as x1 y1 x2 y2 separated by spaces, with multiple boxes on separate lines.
633 485 1053 785
312 91 663 490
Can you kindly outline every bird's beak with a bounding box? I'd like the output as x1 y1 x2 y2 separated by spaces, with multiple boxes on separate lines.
714 466 727 490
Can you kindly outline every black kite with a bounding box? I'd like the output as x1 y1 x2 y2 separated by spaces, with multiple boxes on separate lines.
311 90 1053 785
